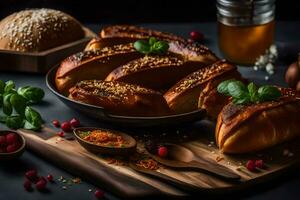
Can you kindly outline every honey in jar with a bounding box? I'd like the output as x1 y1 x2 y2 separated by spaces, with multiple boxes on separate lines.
217 0 275 65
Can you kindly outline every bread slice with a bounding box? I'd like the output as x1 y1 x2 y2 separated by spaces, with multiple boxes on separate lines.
85 25 218 63
69 80 171 117
105 54 215 90
55 43 142 95
164 60 244 117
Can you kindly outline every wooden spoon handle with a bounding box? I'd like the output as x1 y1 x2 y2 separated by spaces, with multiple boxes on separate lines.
188 160 240 180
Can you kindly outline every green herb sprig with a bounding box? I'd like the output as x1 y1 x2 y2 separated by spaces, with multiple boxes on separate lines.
134 37 169 55
217 79 281 105
0 80 44 130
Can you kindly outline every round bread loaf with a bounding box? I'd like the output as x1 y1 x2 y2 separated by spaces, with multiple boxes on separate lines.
0 8 85 52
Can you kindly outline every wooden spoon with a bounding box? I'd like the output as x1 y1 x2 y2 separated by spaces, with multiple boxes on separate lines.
73 127 136 156
129 160 198 192
148 143 240 181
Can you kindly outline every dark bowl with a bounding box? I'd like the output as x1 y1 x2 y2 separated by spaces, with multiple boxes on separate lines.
0 130 26 160
74 127 136 155
46 64 206 127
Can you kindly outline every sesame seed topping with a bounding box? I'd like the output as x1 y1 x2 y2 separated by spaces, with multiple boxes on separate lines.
172 60 235 93
121 55 183 74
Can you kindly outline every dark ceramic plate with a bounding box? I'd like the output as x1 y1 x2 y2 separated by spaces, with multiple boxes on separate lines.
46 65 206 127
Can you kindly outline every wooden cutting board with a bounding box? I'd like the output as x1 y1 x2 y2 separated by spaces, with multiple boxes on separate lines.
17 120 300 199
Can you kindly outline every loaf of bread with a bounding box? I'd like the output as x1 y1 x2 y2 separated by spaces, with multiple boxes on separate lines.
85 25 218 64
55 44 143 95
105 54 216 90
0 8 85 52
216 88 300 153
164 60 243 117
69 80 171 116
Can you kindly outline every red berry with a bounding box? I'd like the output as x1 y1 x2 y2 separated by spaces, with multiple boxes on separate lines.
255 159 264 169
46 174 53 182
52 120 60 127
57 131 64 137
6 144 18 153
190 31 204 41
36 179 47 190
61 121 71 132
70 118 80 127
25 170 38 180
23 179 32 191
246 160 256 172
158 146 168 158
39 176 47 183
94 189 104 199
6 133 18 145
0 135 7 146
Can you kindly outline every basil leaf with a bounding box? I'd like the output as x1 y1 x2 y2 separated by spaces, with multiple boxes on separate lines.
18 86 45 103
4 80 15 93
0 80 5 94
227 81 248 99
134 40 151 54
23 120 40 131
149 37 156 46
233 96 251 105
3 93 13 115
0 94 3 108
217 79 235 96
258 86 281 102
25 106 42 129
5 115 24 129
151 41 169 54
10 94 27 115
247 82 259 102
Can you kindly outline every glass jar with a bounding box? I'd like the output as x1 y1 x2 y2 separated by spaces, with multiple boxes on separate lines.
217 0 275 65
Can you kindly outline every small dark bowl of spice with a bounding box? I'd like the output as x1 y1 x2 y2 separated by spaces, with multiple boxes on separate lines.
73 127 136 155
0 130 25 160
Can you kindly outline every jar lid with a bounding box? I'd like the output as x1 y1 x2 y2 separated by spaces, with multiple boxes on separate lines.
217 0 275 26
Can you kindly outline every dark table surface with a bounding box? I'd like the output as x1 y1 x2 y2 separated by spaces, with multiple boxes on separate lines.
1 22 300 200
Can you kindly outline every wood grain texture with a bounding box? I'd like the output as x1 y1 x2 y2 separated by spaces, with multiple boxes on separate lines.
17 123 300 198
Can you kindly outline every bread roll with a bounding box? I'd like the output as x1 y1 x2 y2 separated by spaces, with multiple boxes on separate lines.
85 25 186 50
55 44 143 95
105 54 216 90
164 60 243 117
69 80 171 116
85 25 218 64
216 88 300 153
0 8 84 52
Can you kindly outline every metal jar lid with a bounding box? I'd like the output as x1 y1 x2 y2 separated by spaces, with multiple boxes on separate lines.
217 0 275 26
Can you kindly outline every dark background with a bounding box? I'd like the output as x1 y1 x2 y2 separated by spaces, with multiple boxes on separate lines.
0 0 298 23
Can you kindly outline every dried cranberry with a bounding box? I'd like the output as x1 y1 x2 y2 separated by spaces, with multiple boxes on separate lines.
57 131 64 137
61 121 72 132
52 120 60 127
94 189 104 199
25 170 38 180
158 146 168 158
23 179 32 191
70 118 80 127
246 160 256 172
36 179 47 190
6 133 18 145
255 159 264 169
6 144 18 153
190 31 204 41
46 174 53 182
0 135 7 146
